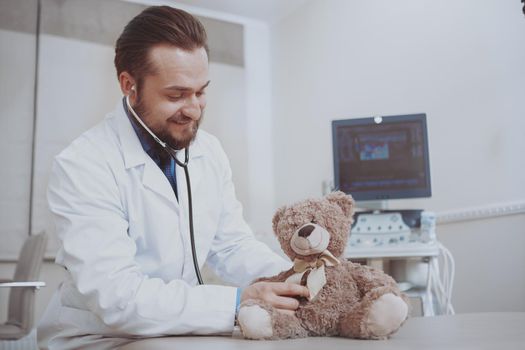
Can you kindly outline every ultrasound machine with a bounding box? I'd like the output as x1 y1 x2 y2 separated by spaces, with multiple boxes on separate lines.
331 113 455 316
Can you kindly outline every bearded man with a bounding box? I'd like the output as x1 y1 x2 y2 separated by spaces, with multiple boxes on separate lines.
38 6 307 350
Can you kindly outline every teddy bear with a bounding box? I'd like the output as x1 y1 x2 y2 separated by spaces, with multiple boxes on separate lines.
237 191 409 340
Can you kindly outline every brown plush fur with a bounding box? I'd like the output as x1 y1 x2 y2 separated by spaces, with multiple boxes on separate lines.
240 191 409 340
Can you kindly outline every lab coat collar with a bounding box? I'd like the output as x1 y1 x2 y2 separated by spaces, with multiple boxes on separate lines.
113 98 204 170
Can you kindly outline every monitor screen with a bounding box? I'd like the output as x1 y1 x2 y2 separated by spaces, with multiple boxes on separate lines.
332 114 431 201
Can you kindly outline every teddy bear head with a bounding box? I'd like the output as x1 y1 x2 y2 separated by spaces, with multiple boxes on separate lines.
272 191 355 262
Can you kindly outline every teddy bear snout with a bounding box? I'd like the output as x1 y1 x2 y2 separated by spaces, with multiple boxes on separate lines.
291 223 330 255
298 224 315 238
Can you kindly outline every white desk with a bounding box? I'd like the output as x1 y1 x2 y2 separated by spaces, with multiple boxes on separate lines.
119 312 525 350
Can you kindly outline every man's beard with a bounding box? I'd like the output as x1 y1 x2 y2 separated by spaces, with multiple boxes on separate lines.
133 96 202 150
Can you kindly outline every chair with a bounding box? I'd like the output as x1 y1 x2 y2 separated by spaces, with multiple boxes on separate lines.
0 233 47 340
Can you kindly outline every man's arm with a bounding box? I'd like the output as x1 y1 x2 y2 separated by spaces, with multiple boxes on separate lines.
205 137 291 287
204 137 309 314
48 142 238 336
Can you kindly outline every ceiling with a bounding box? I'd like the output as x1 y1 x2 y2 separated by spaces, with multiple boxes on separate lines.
170 0 310 23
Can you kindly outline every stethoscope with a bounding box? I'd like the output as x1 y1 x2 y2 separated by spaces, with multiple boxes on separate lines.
125 93 204 285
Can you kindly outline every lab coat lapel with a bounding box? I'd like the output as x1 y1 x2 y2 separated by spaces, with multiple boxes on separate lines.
114 101 178 205
142 158 178 205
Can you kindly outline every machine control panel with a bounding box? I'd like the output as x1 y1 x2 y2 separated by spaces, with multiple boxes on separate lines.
349 210 423 247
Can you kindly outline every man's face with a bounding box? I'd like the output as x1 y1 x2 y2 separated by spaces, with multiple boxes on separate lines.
132 45 209 150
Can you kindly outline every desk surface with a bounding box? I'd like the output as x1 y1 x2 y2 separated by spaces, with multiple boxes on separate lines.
119 312 525 350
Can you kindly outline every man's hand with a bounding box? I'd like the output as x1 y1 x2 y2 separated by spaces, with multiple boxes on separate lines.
241 282 309 316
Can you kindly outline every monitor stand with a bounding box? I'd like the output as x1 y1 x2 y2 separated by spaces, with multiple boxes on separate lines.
356 200 389 212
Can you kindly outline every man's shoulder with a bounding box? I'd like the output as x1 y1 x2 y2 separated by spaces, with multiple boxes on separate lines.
194 129 225 158
195 129 219 147
55 114 121 168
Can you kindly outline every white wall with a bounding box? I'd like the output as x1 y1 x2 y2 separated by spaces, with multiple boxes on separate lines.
271 0 525 312
201 62 249 212
243 21 276 237
32 34 123 255
438 215 525 313
0 29 36 258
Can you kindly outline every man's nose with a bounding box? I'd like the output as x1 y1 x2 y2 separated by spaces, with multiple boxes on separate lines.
181 94 202 120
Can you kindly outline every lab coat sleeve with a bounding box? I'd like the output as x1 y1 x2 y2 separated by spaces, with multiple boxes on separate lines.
48 141 237 336
205 138 291 287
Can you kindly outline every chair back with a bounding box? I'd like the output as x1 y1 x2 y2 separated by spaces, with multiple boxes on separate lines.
7 233 48 333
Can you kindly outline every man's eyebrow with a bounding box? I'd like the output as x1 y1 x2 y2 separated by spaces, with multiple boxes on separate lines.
164 80 211 92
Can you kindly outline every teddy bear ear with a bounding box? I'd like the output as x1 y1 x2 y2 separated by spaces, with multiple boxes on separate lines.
272 205 287 234
325 191 355 217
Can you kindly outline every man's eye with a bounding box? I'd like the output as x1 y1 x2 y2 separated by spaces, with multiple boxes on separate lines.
168 94 183 101
196 90 206 97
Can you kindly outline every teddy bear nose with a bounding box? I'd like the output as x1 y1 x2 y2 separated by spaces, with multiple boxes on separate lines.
298 224 315 238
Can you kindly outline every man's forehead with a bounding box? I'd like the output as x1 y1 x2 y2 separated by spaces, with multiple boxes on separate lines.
146 45 209 87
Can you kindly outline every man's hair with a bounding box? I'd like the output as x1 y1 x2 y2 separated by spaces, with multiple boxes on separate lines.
114 6 208 85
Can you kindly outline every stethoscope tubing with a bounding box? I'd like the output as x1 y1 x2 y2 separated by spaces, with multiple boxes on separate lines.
126 95 204 285
166 147 204 285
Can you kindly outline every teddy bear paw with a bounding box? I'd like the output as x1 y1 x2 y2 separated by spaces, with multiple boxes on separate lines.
238 305 273 339
366 293 408 338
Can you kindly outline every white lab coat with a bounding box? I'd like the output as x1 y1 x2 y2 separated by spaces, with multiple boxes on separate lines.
37 101 290 349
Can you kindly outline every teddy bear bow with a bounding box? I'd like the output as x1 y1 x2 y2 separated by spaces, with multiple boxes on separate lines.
286 250 341 301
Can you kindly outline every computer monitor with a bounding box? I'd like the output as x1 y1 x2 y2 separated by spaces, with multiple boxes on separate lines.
332 113 431 201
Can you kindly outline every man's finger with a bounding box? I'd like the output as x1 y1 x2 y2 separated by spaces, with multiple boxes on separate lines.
269 295 300 310
271 282 310 298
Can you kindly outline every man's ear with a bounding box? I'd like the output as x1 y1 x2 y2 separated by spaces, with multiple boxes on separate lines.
119 71 137 100
325 191 355 218
272 206 287 234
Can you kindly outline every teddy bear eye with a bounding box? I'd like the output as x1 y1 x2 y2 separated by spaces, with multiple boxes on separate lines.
311 219 317 224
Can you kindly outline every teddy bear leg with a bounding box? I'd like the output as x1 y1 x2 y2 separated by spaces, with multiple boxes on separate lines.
270 310 309 339
339 287 408 339
364 293 408 338
238 300 308 340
